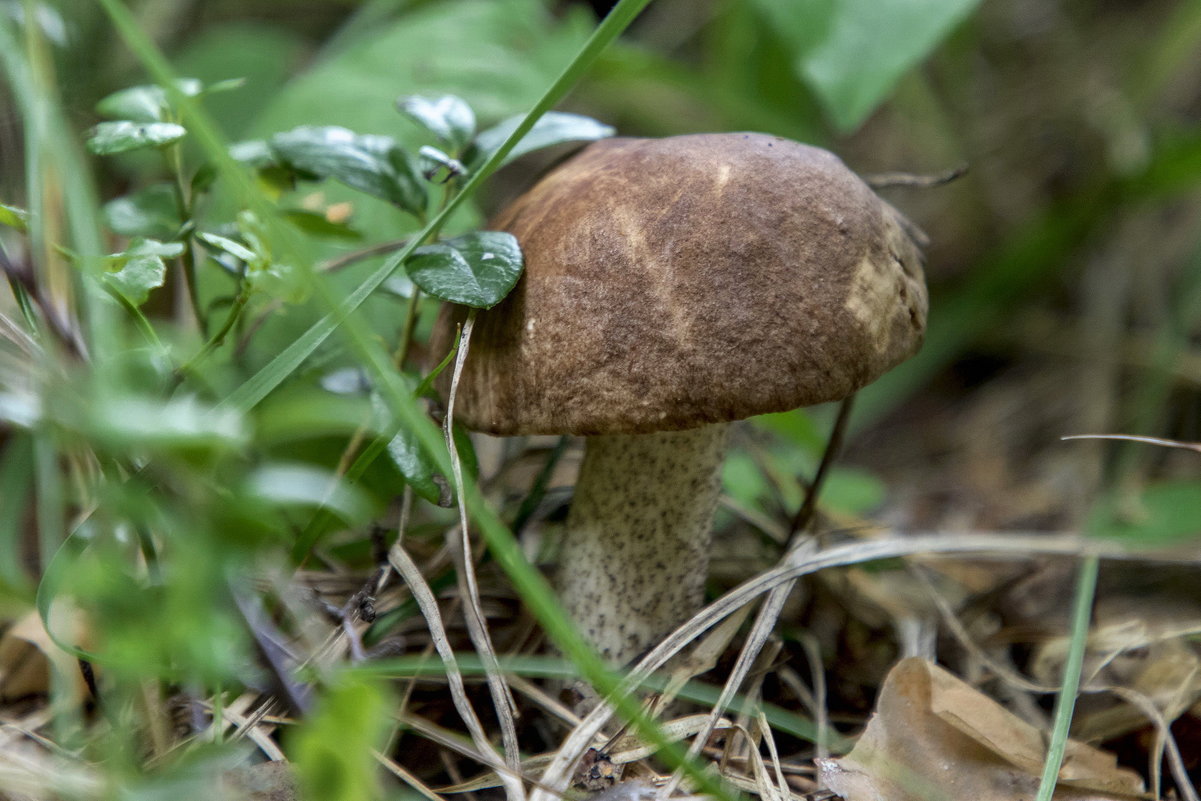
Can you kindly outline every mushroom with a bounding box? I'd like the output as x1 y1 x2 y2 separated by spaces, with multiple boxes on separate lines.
430 133 927 666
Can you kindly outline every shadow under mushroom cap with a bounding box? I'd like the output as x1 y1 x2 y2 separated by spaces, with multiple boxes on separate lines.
432 133 928 436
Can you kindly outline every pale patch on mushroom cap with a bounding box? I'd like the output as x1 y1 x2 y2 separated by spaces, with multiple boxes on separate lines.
432 133 928 435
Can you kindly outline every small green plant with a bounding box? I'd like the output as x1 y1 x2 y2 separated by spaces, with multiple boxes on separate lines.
6 69 624 801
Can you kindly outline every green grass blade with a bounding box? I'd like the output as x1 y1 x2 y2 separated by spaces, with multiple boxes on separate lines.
1034 554 1100 801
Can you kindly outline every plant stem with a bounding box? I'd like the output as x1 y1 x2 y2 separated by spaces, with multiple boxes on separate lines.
163 145 207 336
319 238 410 274
173 286 250 382
394 288 423 369
787 394 856 539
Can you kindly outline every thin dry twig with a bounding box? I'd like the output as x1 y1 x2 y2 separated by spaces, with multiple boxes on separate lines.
445 310 524 801
756 709 791 801
797 635 829 763
863 164 968 189
387 542 507 786
1061 433 1201 453
506 673 582 730
1107 685 1200 801
375 747 449 801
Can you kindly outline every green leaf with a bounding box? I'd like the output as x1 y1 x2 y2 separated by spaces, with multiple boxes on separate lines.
0 202 29 232
385 418 449 507
289 677 391 801
203 77 246 96
405 231 523 308
380 274 416 300
95 78 203 122
106 256 166 307
198 231 257 263
86 392 247 452
125 238 187 259
87 120 187 155
229 138 276 168
95 77 242 123
397 94 476 153
753 0 981 132
469 111 615 170
103 183 181 238
269 126 427 216
1086 481 1201 546
249 0 594 140
229 210 309 303
245 463 374 526
243 0 595 246
104 238 182 306
722 451 772 511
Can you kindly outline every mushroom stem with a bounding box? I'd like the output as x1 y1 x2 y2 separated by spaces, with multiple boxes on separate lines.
558 423 732 665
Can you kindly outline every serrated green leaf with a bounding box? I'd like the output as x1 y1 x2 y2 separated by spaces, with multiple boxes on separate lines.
269 126 427 216
95 78 204 122
397 94 476 152
0 202 29 232
103 183 180 238
405 231 523 308
752 0 981 132
87 120 187 155
469 111 615 170
1087 481 1201 546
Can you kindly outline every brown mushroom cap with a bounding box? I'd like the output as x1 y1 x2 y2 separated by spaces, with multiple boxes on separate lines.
432 133 927 436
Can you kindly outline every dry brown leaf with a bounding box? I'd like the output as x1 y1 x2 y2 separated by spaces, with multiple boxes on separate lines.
816 658 1148 801
0 609 86 703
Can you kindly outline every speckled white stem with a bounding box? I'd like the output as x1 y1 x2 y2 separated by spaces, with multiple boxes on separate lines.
557 424 732 665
